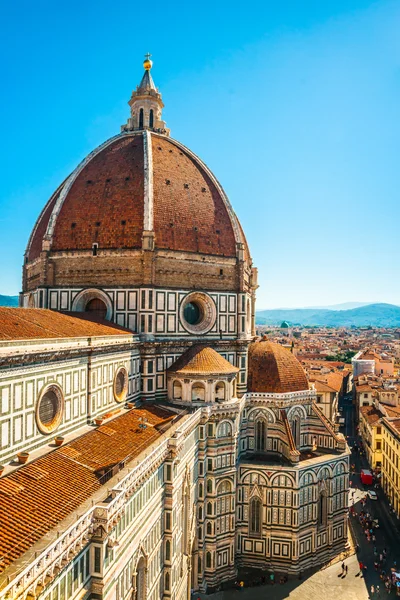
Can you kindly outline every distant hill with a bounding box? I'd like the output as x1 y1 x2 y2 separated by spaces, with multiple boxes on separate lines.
256 303 400 327
304 302 376 311
0 294 19 307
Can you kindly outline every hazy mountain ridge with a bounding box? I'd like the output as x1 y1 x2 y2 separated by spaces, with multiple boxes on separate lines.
256 303 400 327
0 294 19 307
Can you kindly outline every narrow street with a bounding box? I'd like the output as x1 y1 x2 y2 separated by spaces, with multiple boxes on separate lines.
197 397 400 600
343 396 400 595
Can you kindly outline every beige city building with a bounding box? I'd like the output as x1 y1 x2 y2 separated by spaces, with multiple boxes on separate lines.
382 418 400 517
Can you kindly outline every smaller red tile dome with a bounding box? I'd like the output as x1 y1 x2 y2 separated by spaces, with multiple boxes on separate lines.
248 340 309 394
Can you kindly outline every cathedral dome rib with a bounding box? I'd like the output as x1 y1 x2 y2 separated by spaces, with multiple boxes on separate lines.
247 340 309 394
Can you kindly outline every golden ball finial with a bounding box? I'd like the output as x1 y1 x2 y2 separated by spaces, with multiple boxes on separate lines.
143 53 152 71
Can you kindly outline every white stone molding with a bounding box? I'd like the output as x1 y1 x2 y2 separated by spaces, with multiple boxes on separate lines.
143 130 154 233
150 133 248 259
247 407 276 423
287 405 308 421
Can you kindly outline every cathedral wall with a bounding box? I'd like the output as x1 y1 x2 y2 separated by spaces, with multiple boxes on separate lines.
141 342 248 401
31 413 201 600
235 456 349 574
23 250 248 294
0 344 140 464
21 286 252 341
196 405 240 588
20 285 252 402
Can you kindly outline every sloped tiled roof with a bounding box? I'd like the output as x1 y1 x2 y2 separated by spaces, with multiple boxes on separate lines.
313 380 337 393
167 345 239 375
360 405 382 425
0 308 132 341
248 340 309 394
0 406 175 572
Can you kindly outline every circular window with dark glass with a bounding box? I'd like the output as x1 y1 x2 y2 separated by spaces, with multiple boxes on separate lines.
36 384 64 435
114 367 128 403
180 292 216 334
183 302 202 326
39 389 58 425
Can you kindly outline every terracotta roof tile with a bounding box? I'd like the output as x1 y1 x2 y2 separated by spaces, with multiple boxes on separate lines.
0 308 132 341
152 136 237 256
360 405 382 425
0 406 175 572
248 340 309 394
52 136 145 251
26 132 248 260
313 380 337 393
168 345 238 375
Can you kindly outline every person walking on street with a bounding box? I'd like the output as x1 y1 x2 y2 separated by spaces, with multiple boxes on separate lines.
371 584 375 595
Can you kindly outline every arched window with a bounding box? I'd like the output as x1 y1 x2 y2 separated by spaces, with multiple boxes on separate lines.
217 421 232 438
207 502 212 516
247 298 251 331
173 380 182 400
318 492 327 528
183 487 190 554
255 419 266 451
85 298 107 320
216 480 232 516
206 552 212 569
165 571 170 591
165 539 171 561
206 521 212 535
198 506 202 520
192 382 205 402
215 381 226 401
139 108 144 128
149 109 154 128
249 497 262 536
291 416 300 446
136 556 146 600
199 482 203 498
207 479 213 493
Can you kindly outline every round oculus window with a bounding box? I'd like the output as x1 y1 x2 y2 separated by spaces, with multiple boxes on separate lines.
183 302 202 326
114 367 128 403
180 292 216 335
36 383 64 435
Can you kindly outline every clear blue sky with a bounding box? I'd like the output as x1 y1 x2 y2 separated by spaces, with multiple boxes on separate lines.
1 0 399 308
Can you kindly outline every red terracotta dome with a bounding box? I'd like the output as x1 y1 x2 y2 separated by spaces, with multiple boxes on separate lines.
247 340 309 394
26 132 248 261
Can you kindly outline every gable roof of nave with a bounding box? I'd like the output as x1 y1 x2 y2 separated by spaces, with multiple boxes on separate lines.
0 308 132 341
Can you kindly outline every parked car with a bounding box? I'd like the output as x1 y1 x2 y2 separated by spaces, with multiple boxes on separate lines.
361 469 373 485
368 490 378 501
